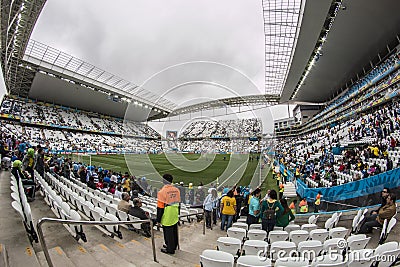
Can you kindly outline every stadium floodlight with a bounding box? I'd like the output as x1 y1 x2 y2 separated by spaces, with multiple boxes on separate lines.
290 0 343 100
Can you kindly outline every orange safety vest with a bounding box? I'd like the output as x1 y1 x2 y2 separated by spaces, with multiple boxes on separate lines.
299 200 308 213
315 194 321 205
157 184 181 226
289 202 296 214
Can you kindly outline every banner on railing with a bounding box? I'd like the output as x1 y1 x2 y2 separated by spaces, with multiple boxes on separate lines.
296 168 400 203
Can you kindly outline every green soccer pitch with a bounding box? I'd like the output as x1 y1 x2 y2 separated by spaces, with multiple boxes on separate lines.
70 153 263 186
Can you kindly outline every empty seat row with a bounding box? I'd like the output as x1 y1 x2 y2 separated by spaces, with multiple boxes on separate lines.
10 174 38 243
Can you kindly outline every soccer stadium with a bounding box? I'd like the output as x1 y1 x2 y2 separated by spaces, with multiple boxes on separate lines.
0 0 400 266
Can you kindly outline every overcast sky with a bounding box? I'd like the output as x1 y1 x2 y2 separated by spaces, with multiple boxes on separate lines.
0 0 292 128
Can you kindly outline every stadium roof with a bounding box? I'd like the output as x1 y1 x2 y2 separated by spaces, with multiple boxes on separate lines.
1 0 400 120
280 0 400 103
0 0 175 120
262 0 305 96
170 94 280 116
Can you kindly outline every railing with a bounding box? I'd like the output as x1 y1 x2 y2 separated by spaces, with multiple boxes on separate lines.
321 200 360 211
37 211 206 267
37 218 156 267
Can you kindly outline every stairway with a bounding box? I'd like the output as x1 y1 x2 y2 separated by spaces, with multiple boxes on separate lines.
33 219 222 267
283 182 297 198
0 167 225 267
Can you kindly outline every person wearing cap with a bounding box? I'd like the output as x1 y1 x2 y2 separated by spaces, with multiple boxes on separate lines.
129 198 151 237
157 174 180 255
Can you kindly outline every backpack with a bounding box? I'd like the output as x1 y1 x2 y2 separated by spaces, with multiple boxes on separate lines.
263 202 276 221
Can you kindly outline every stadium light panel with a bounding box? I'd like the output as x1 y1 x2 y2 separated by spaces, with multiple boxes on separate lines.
290 0 343 100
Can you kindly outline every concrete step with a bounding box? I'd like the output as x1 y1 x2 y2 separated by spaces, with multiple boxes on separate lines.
123 239 194 267
0 171 41 267
36 246 75 267
59 244 104 267
104 240 163 267
89 244 136 267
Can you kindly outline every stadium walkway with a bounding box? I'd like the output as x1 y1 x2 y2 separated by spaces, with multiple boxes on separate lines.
0 170 228 266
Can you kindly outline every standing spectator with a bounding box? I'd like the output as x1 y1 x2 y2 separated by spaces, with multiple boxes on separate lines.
0 141 11 170
279 183 285 200
276 198 295 229
247 188 261 225
203 188 218 229
314 191 322 213
299 198 308 213
234 186 244 222
260 190 283 233
178 182 186 204
289 199 297 215
220 190 237 231
63 158 71 179
22 147 35 180
35 148 45 178
196 186 205 205
78 165 87 183
157 174 180 255
188 183 195 205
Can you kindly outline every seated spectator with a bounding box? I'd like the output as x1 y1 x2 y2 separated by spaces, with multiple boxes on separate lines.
358 192 396 234
276 198 295 228
371 188 390 215
96 178 104 190
87 176 96 190
114 185 123 199
117 192 132 213
108 182 116 194
129 198 151 237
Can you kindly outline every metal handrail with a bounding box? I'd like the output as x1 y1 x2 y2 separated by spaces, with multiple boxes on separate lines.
36 218 156 267
37 211 206 267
